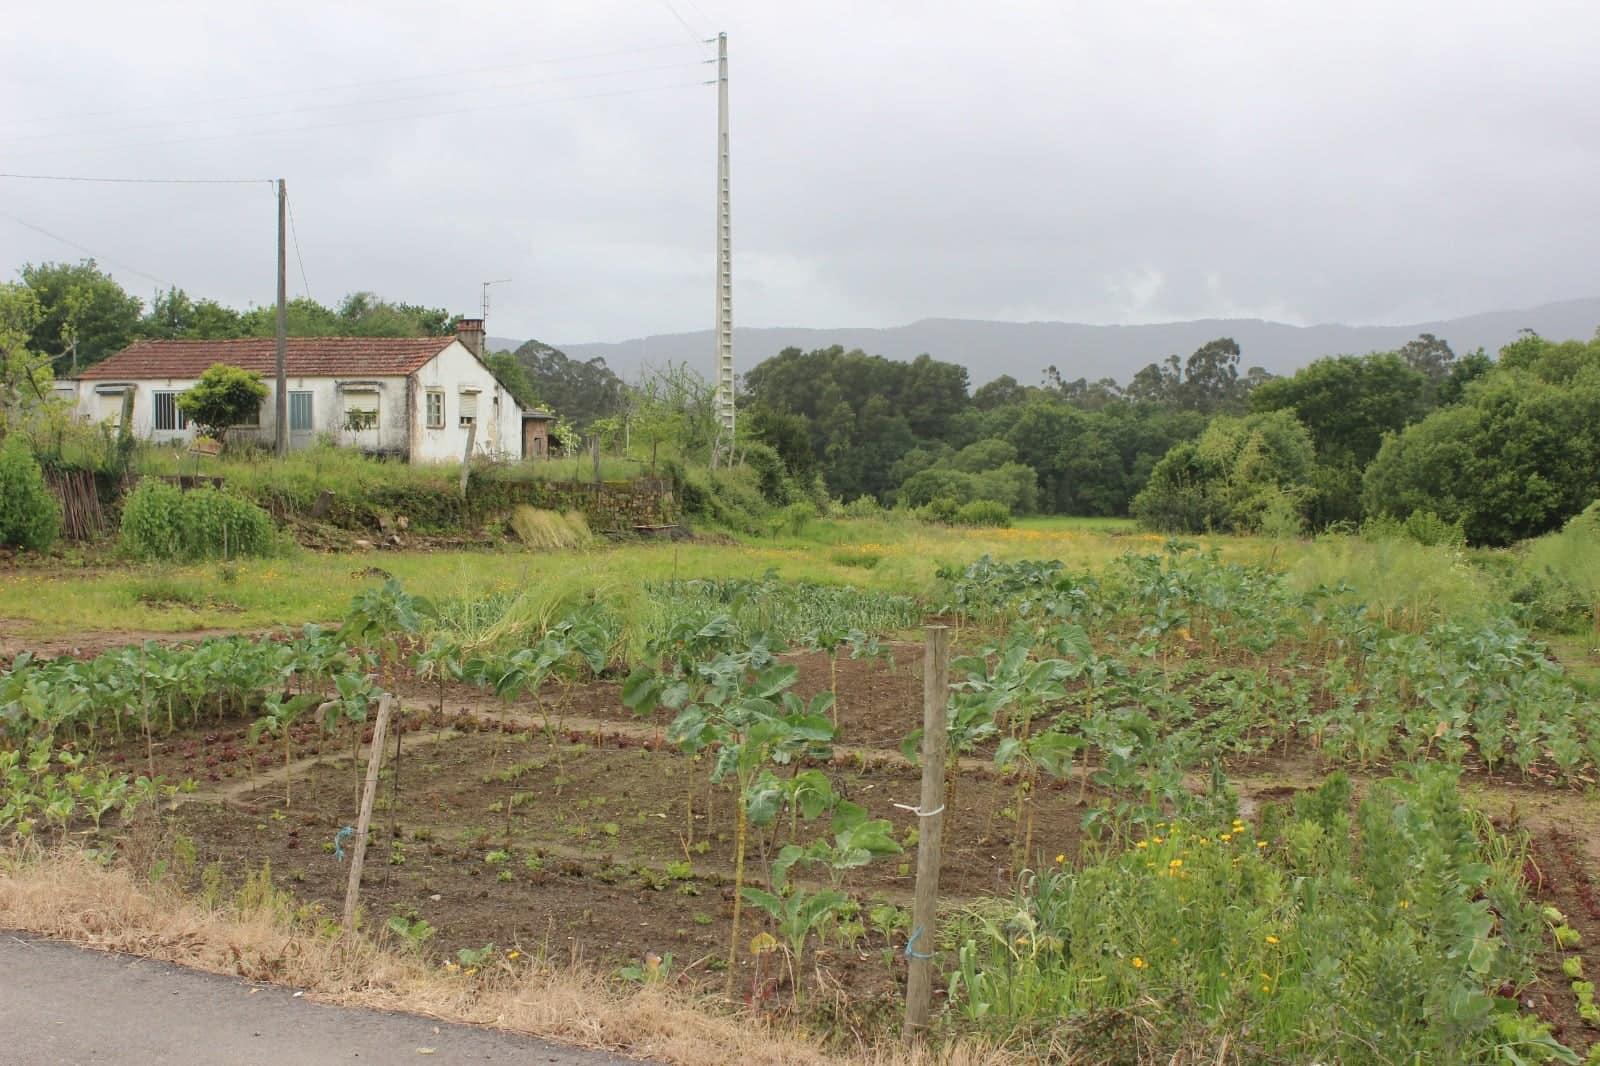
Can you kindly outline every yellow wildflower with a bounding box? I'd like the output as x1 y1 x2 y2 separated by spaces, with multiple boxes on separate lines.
1135 840 1149 849
1265 935 1279 945
1132 956 1146 969
1168 858 1182 869
1055 853 1066 864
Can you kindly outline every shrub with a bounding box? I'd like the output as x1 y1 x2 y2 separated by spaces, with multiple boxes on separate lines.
952 499 1012 527
1132 410 1316 534
0 435 61 552
120 480 275 561
771 500 816 537
177 363 269 442
1361 352 1600 546
839 495 883 519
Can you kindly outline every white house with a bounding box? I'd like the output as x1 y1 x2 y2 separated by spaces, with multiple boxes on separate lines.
71 320 525 462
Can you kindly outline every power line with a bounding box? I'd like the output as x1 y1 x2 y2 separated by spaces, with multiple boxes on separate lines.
5 58 712 146
285 190 311 302
0 172 273 185
655 0 705 43
25 78 713 159
1 213 178 289
1 39 711 130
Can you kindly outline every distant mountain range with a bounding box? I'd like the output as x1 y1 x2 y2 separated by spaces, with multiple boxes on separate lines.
491 296 1600 386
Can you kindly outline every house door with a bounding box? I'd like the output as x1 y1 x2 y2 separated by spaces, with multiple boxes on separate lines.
289 391 314 449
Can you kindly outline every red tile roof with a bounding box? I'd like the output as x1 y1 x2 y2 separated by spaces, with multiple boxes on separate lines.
78 337 460 381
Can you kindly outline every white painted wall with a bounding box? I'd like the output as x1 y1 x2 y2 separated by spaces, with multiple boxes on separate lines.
73 375 411 454
408 340 521 463
71 340 523 463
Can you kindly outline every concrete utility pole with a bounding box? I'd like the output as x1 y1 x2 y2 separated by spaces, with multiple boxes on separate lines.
712 31 735 449
275 179 288 457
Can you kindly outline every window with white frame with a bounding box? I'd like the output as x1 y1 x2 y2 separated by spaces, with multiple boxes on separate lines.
425 389 445 429
152 391 189 431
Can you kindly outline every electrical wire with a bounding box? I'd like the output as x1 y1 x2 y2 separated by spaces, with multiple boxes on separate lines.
24 78 712 159
285 191 311 302
655 0 705 44
2 213 178 289
1 38 711 130
5 59 713 146
0 173 273 185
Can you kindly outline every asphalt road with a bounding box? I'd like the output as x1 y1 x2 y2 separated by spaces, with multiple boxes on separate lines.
0 932 637 1065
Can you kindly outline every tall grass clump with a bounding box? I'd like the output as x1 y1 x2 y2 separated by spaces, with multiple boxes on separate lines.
1515 501 1600 634
120 480 275 561
509 506 594 551
0 434 61 552
947 767 1570 1064
1286 532 1494 629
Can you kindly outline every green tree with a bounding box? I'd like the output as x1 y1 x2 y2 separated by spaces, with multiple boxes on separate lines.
139 288 244 340
19 260 142 372
484 351 539 409
1396 332 1456 396
0 434 60 551
0 285 54 434
177 364 269 442
1250 352 1429 525
1362 347 1600 545
1132 410 1317 533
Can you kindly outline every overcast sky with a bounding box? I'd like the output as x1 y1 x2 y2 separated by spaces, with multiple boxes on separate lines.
3 0 1597 346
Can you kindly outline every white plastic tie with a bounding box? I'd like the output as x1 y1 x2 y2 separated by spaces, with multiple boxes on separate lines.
893 802 945 818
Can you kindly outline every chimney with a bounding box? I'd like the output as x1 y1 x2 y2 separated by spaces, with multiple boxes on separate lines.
456 317 486 357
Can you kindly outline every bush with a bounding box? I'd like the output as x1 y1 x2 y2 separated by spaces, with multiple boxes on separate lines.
1361 344 1600 545
952 499 1012 527
0 435 61 552
120 480 275 561
1132 411 1316 534
1360 509 1466 549
177 363 269 442
839 495 883 519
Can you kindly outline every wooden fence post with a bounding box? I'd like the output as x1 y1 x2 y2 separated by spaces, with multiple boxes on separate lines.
342 694 394 933
904 625 950 1041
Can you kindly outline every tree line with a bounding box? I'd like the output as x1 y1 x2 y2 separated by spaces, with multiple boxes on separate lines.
742 329 1600 546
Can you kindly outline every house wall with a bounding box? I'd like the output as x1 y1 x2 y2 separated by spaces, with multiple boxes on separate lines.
73 375 411 453
408 341 522 462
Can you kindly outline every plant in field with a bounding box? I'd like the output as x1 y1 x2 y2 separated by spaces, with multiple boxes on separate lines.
385 913 436 954
739 885 847 1000
948 765 1575 1064
0 434 60 552
663 649 832 994
248 692 320 807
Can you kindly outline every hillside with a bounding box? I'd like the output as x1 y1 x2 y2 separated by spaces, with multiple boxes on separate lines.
514 297 1600 386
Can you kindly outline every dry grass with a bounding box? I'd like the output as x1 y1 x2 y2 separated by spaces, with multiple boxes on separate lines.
0 847 1008 1066
509 507 595 551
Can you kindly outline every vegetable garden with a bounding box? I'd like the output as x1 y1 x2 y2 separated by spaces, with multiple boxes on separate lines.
5 543 1600 1063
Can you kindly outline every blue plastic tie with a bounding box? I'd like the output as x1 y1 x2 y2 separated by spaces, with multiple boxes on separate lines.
333 826 354 862
904 925 934 960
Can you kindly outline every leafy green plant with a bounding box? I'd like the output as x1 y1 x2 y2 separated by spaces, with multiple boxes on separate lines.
0 434 60 551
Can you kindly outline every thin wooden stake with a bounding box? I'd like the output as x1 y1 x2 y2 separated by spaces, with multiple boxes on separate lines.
342 694 394 933
903 624 950 1042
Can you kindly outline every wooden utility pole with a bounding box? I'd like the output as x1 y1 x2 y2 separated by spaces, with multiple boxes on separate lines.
274 179 288 457
342 694 394 932
903 625 950 1041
